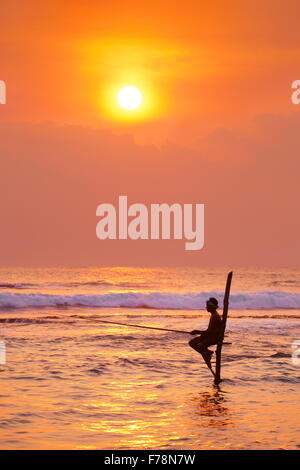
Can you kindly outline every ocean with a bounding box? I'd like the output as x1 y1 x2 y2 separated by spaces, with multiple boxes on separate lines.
0 267 299 449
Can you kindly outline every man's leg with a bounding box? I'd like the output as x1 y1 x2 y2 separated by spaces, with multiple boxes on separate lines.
189 336 214 368
189 336 212 355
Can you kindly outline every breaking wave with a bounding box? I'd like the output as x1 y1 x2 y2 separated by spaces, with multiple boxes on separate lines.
0 280 151 290
0 283 34 289
0 290 300 310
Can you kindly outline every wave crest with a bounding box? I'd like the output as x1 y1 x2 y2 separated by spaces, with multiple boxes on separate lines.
0 290 300 310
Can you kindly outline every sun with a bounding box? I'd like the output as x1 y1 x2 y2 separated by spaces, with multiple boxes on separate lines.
117 86 143 110
101 81 157 121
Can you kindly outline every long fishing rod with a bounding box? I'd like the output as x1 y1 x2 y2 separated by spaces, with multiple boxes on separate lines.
71 315 231 343
72 316 190 334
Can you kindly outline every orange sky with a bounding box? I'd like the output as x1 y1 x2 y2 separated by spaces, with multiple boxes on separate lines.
2 0 300 142
0 1 300 266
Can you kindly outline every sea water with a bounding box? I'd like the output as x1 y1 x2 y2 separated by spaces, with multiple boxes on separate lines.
0 267 299 449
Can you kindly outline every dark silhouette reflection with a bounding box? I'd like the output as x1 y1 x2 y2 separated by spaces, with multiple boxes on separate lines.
191 386 233 428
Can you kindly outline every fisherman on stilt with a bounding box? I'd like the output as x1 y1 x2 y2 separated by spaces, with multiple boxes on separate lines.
189 297 223 369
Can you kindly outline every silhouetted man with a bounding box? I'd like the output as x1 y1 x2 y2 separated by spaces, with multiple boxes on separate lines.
189 297 223 367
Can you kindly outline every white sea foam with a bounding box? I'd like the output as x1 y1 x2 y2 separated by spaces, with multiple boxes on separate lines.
0 290 300 310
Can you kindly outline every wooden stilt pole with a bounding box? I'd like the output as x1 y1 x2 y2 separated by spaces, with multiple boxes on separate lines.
214 271 233 385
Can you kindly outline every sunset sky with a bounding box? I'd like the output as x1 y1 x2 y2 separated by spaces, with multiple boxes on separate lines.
0 0 299 266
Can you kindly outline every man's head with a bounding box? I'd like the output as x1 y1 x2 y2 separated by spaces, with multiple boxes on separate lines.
206 297 219 313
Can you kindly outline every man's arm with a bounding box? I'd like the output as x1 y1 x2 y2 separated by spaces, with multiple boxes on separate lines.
190 329 206 335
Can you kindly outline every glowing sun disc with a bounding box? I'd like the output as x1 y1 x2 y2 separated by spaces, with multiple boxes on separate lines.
117 86 142 110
